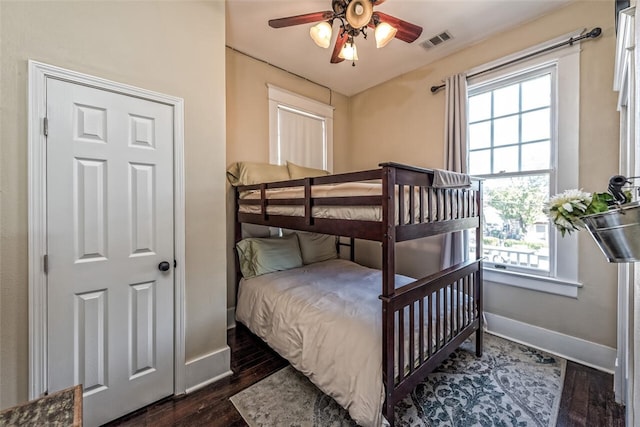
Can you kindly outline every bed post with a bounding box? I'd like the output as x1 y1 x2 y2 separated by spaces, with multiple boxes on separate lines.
475 180 484 357
234 186 242 298
381 165 396 426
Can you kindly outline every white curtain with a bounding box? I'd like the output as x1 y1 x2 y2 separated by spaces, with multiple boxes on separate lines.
441 73 469 268
278 107 325 169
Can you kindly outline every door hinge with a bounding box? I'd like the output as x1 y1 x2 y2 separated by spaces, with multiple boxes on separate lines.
44 254 48 274
43 117 48 137
174 259 177 268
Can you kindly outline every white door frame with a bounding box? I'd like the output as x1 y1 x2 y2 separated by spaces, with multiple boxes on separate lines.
27 60 187 399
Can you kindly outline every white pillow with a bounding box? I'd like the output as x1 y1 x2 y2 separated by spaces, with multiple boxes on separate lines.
227 161 290 186
286 161 330 179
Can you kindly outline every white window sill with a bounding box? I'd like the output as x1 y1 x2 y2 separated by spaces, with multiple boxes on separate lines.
483 267 582 298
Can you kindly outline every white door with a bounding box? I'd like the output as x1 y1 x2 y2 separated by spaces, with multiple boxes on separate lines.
46 78 175 426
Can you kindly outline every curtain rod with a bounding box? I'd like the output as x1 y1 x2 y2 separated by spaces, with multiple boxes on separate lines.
429 27 602 94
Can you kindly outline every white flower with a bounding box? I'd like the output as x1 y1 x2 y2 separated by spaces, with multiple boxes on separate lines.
545 189 594 237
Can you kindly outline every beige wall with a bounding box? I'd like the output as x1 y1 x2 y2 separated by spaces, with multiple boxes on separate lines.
225 48 350 308
348 0 619 348
0 1 227 408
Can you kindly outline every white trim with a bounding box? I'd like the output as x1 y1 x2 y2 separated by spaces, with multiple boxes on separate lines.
267 84 335 117
613 4 637 412
184 346 233 394
28 60 48 400
484 269 581 298
485 312 617 373
172 91 187 396
468 35 581 293
227 307 236 330
27 60 187 398
466 28 585 81
614 9 635 95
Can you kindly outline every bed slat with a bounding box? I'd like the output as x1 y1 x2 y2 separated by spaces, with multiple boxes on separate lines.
397 309 405 383
409 303 415 375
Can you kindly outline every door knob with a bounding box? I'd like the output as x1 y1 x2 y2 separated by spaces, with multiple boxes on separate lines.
158 261 171 272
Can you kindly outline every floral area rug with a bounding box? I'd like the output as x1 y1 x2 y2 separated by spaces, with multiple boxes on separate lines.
230 334 566 427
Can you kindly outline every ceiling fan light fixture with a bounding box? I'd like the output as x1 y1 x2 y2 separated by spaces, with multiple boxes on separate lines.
375 22 397 48
310 21 333 48
338 40 358 61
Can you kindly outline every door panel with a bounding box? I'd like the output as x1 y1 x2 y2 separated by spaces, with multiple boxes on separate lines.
46 77 174 426
74 290 108 395
74 158 108 262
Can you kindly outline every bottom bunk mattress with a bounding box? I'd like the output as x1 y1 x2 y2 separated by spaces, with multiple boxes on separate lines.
235 258 472 427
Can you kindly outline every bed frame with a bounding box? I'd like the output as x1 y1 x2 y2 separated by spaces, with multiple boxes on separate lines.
233 162 483 426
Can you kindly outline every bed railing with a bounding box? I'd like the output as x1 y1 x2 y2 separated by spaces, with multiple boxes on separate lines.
235 162 482 243
380 258 483 412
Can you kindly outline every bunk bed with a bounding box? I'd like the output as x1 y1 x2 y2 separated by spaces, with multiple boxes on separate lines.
232 162 484 427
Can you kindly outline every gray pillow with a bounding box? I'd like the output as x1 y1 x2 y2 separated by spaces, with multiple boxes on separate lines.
236 234 303 278
296 232 337 264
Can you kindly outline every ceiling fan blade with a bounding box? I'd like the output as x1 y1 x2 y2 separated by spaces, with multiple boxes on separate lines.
268 11 334 28
373 12 423 43
330 31 348 63
372 0 388 5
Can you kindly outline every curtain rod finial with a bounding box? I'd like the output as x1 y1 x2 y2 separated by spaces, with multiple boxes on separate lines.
587 27 602 38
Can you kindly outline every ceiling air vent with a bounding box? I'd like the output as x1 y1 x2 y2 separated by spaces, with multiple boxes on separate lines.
420 31 453 50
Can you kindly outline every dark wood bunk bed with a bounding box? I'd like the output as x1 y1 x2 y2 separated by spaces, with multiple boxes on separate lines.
233 162 484 426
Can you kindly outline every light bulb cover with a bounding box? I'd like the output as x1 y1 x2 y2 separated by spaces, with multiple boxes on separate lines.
375 22 397 48
338 41 358 61
310 21 332 48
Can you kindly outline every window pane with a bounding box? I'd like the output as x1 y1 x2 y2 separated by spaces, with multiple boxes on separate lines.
522 74 551 111
469 122 491 149
481 174 550 273
492 146 519 173
493 116 519 146
469 150 491 175
522 108 550 142
493 84 519 117
469 92 491 122
521 141 550 170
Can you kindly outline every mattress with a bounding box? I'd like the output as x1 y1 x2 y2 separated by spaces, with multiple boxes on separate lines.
239 182 459 223
235 259 472 427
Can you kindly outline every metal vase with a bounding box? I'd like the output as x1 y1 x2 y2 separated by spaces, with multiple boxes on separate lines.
582 201 640 263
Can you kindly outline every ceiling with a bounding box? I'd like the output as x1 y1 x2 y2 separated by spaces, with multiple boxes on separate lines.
226 0 574 96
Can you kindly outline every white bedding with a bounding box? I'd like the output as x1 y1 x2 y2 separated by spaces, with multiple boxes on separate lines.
239 182 457 223
235 259 470 427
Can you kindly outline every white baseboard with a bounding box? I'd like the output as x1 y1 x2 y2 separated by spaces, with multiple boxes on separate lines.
227 307 236 330
184 345 233 394
485 312 617 374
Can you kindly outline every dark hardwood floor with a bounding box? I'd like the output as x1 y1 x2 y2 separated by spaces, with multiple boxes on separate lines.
106 324 625 427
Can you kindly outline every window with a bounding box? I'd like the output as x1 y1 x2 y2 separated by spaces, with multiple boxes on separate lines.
467 32 582 297
469 68 554 276
268 85 333 171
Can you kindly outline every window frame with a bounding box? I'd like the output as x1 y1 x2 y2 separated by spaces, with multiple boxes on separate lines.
467 31 584 297
267 84 334 171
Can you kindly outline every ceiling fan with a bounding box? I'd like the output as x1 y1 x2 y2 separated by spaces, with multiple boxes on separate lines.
268 0 423 65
